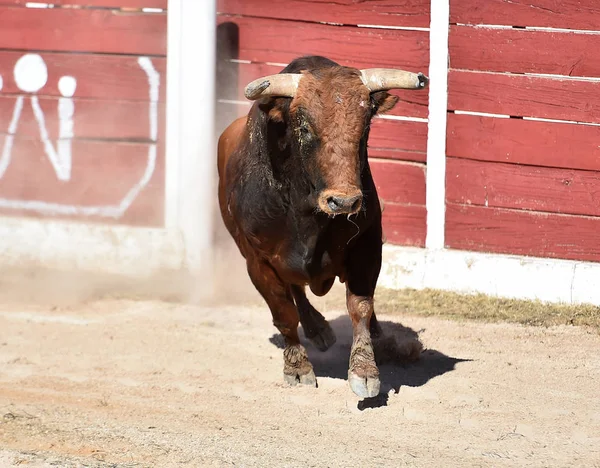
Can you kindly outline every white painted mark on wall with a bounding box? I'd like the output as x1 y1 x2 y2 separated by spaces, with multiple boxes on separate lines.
0 54 160 218
0 96 24 179
14 54 48 93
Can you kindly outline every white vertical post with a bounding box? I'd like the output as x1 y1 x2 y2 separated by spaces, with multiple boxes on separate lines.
166 0 217 273
425 0 450 249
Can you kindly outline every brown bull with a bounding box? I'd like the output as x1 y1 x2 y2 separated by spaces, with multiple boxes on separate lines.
218 56 428 397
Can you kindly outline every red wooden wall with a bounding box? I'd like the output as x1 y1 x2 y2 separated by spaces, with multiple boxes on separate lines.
446 0 600 262
0 1 167 226
216 0 431 247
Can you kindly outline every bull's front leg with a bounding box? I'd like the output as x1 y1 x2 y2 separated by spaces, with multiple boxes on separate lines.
346 291 380 397
344 228 383 398
246 257 316 387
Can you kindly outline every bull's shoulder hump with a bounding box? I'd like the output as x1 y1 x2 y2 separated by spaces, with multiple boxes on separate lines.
218 116 247 156
218 116 248 180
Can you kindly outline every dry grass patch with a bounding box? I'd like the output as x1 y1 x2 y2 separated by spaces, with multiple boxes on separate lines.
375 288 600 331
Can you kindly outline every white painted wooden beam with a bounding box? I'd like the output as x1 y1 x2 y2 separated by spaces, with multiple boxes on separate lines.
166 0 217 273
379 245 600 305
425 0 450 249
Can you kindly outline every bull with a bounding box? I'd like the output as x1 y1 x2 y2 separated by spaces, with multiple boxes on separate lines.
217 56 428 398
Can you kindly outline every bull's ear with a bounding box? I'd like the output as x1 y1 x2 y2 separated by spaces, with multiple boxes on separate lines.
371 91 399 115
268 106 285 122
258 98 288 123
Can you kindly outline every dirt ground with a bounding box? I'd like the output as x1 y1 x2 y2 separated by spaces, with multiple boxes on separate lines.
1 276 599 467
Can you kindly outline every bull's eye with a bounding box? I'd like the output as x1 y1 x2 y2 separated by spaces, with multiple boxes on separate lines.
299 125 312 139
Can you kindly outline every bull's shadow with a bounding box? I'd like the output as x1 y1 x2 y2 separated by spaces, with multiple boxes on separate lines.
269 315 470 409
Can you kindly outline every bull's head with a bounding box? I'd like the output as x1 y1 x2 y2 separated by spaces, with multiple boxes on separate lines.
245 63 428 216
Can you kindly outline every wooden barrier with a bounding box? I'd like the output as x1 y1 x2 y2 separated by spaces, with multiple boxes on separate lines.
0 2 167 226
446 0 600 262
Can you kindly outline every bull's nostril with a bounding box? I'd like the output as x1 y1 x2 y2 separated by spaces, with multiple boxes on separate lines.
327 196 341 211
325 195 362 213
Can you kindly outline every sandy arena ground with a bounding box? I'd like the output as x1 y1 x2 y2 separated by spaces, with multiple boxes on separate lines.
0 280 599 467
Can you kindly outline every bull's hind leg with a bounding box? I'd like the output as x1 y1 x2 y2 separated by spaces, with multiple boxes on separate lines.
246 258 316 386
344 227 383 398
290 285 336 352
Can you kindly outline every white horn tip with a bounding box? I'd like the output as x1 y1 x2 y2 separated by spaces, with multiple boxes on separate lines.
244 79 270 100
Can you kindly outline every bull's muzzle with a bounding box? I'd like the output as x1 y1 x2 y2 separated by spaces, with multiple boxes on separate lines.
318 190 363 216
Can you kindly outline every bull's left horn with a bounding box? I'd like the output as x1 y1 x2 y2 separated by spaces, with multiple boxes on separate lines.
360 68 429 92
244 73 303 100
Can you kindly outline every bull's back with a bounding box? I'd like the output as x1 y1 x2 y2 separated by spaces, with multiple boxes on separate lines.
217 117 247 183
217 116 249 250
218 117 247 207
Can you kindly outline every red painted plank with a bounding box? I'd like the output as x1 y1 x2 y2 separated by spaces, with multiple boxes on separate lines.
0 96 165 142
368 148 426 164
0 140 164 226
217 15 430 71
214 104 428 154
6 1 167 7
382 204 426 247
450 25 600 78
0 52 166 101
0 7 166 55
446 157 600 217
450 0 600 30
445 203 600 262
448 70 600 123
370 119 428 153
446 113 600 171
370 159 426 206
217 0 430 29
233 61 429 118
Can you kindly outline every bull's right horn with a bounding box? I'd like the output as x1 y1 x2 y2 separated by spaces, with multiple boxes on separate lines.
360 69 429 92
244 73 303 100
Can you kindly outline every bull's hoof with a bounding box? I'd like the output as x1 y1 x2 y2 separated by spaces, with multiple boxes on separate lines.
348 371 380 398
283 344 317 387
284 368 317 387
306 321 336 352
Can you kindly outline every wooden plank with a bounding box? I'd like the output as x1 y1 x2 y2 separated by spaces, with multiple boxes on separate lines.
445 203 600 262
233 61 429 118
450 0 600 30
446 113 600 171
217 15 430 72
0 52 166 101
4 1 167 7
370 159 426 206
368 148 426 163
450 25 600 77
0 140 164 226
448 70 600 123
446 157 600 217
217 0 430 29
370 119 428 153
382 204 426 247
0 96 165 142
0 7 166 55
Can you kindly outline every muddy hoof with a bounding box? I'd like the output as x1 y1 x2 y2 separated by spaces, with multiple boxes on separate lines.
284 369 317 387
306 322 337 352
348 371 380 398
